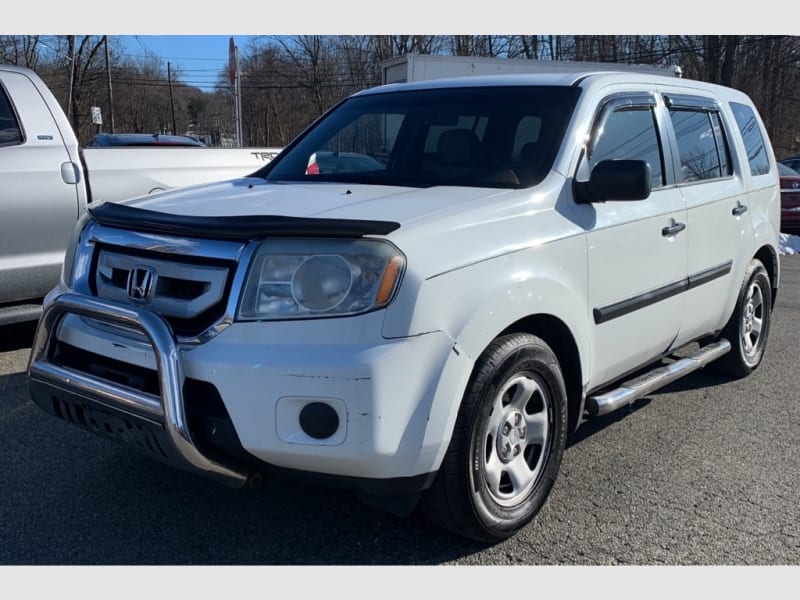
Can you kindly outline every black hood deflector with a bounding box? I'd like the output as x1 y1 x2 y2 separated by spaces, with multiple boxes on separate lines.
87 201 401 240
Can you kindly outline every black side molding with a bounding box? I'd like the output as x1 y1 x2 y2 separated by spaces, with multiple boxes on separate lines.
594 260 733 324
688 261 733 288
594 279 688 325
87 201 401 240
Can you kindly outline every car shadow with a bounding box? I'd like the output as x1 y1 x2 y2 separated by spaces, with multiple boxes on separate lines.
0 320 37 352
0 371 29 407
566 364 734 449
567 397 653 448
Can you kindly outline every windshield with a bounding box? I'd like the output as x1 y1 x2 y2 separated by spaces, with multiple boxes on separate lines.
262 85 581 189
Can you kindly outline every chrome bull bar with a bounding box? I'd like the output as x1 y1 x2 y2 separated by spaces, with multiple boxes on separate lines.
27 291 249 488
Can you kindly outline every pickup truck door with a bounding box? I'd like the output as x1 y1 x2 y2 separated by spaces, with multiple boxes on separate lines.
572 92 688 387
659 92 756 345
0 69 82 303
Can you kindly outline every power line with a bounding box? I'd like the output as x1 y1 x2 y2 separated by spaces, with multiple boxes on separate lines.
133 36 151 55
36 35 800 95
119 51 228 63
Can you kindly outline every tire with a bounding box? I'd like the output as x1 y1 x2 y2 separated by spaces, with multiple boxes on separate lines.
421 332 568 543
714 258 772 378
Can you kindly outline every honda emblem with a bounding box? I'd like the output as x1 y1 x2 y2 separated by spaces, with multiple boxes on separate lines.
127 265 157 303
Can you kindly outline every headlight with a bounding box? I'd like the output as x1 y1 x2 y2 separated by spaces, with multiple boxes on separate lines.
237 238 405 320
61 211 92 286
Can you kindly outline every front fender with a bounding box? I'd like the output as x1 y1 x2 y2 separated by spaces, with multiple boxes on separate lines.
382 232 591 473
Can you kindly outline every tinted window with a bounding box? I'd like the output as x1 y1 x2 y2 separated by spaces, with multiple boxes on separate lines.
263 86 581 189
670 109 732 182
783 158 800 172
710 112 731 176
0 86 22 146
730 101 770 176
512 115 542 157
86 133 206 147
589 106 664 189
422 115 488 152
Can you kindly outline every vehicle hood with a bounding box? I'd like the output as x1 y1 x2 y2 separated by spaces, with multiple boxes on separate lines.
123 177 511 227
113 174 570 284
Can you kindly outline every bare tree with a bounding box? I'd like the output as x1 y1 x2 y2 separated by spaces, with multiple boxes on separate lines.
8 34 800 156
372 35 443 63
0 35 42 68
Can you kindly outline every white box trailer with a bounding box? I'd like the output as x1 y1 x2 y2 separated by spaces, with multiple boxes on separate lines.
381 53 682 84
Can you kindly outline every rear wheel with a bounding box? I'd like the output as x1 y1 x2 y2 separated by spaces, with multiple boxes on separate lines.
714 258 772 377
421 333 567 543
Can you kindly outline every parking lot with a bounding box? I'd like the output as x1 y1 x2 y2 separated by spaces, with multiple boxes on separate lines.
1 257 799 566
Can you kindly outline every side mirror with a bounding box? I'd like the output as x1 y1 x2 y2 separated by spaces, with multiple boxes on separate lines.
574 159 652 203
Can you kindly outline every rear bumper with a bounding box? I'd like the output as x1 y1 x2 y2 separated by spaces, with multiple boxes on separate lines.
780 206 800 234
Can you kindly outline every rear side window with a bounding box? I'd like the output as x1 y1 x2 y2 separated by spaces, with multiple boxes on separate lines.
669 108 732 182
729 101 770 177
0 85 23 146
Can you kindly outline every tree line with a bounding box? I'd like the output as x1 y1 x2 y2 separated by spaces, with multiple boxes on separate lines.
2 35 800 158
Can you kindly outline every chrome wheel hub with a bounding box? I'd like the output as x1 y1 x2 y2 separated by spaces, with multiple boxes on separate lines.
479 373 551 507
741 282 764 357
744 303 754 333
497 411 527 463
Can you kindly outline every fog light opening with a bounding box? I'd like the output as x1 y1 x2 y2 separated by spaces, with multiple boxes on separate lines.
298 402 340 440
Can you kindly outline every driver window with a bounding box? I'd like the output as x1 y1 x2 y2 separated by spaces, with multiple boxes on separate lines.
584 106 665 190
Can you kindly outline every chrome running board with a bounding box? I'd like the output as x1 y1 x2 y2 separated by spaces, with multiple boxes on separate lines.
586 339 732 417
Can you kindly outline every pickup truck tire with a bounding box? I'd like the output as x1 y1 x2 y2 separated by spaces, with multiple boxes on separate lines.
714 258 772 378
421 332 567 543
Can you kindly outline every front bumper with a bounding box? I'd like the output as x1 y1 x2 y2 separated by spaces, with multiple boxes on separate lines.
28 292 250 488
28 291 465 491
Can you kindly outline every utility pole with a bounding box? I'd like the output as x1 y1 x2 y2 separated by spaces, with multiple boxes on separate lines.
229 37 243 147
235 46 243 147
167 62 177 135
104 35 115 133
67 35 75 124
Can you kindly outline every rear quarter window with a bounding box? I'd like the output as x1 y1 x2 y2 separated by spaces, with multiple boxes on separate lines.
729 101 770 177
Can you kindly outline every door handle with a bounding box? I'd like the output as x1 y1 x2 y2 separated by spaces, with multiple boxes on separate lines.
732 202 748 216
662 219 686 237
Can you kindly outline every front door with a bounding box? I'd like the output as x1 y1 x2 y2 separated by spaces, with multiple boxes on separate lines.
572 91 688 387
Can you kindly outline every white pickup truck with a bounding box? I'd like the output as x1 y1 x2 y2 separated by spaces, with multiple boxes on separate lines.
27 68 780 543
0 63 281 324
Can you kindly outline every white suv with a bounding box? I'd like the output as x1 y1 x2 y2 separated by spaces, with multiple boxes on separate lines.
28 70 780 543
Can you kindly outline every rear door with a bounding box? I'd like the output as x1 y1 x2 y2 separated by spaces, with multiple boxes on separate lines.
658 90 755 344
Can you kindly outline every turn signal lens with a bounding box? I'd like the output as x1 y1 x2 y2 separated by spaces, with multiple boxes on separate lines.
375 255 404 306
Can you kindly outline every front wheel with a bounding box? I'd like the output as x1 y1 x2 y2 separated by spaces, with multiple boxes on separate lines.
714 258 772 377
421 333 568 543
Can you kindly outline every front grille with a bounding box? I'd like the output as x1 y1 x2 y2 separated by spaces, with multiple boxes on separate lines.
52 340 160 395
91 245 237 337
